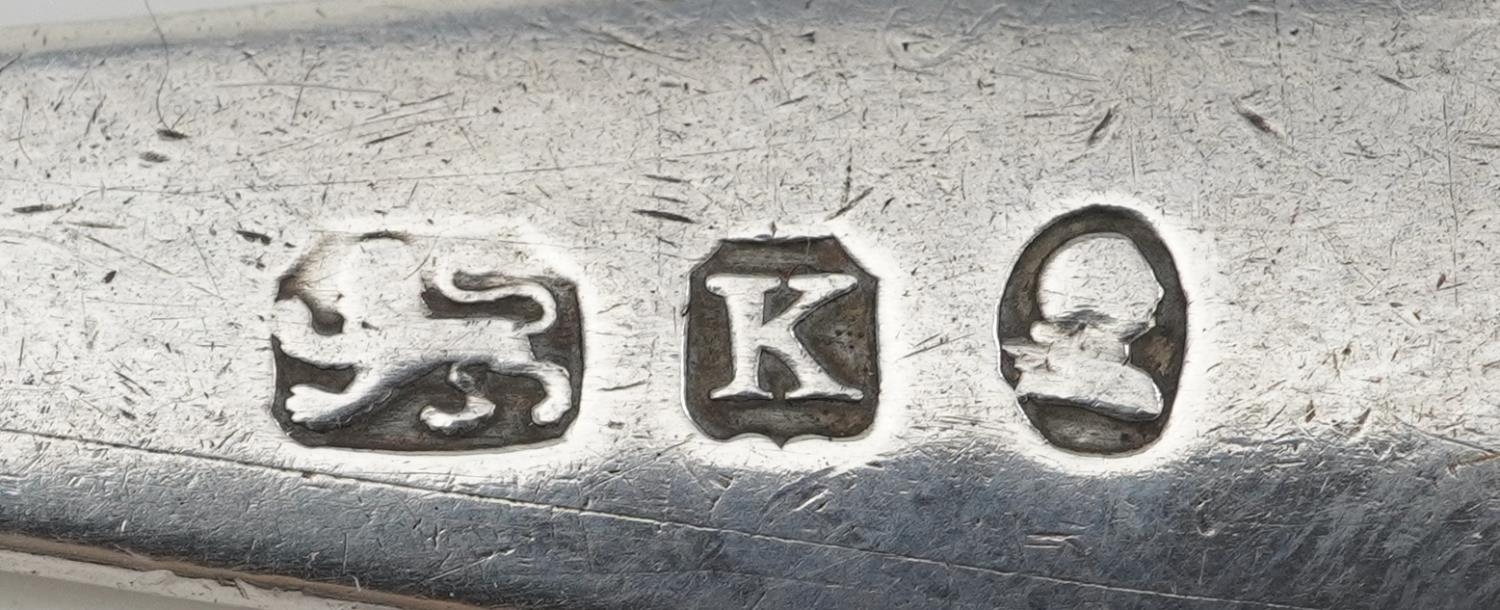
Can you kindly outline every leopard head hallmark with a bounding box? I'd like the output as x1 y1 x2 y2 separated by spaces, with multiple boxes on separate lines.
270 227 583 451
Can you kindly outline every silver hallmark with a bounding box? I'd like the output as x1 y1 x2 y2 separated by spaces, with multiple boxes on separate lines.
10 1 1500 607
684 237 879 443
270 225 582 450
998 206 1188 454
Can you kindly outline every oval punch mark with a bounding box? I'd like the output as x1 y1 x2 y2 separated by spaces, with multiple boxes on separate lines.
998 205 1188 455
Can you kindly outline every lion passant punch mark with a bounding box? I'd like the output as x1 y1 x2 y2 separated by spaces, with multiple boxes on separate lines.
269 224 584 451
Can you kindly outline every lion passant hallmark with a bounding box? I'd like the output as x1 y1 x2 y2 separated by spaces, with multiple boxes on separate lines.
270 223 583 450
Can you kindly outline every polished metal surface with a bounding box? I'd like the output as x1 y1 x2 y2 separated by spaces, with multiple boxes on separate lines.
3 0 1500 607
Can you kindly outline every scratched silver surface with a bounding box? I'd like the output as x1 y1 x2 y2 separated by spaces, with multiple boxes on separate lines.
3 0 1500 608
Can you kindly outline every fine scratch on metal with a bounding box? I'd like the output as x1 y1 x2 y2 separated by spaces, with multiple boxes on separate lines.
0 426 1320 610
3 0 1500 608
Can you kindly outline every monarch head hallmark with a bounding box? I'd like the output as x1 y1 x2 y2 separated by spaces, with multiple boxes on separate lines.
270 227 583 451
999 206 1188 455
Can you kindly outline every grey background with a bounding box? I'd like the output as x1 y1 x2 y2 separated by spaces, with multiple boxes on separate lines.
0 0 269 28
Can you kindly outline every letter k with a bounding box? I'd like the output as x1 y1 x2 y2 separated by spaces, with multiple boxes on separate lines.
705 273 863 401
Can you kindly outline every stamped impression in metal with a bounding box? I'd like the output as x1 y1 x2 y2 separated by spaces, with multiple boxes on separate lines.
684 236 879 444
999 206 1188 455
270 227 583 450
